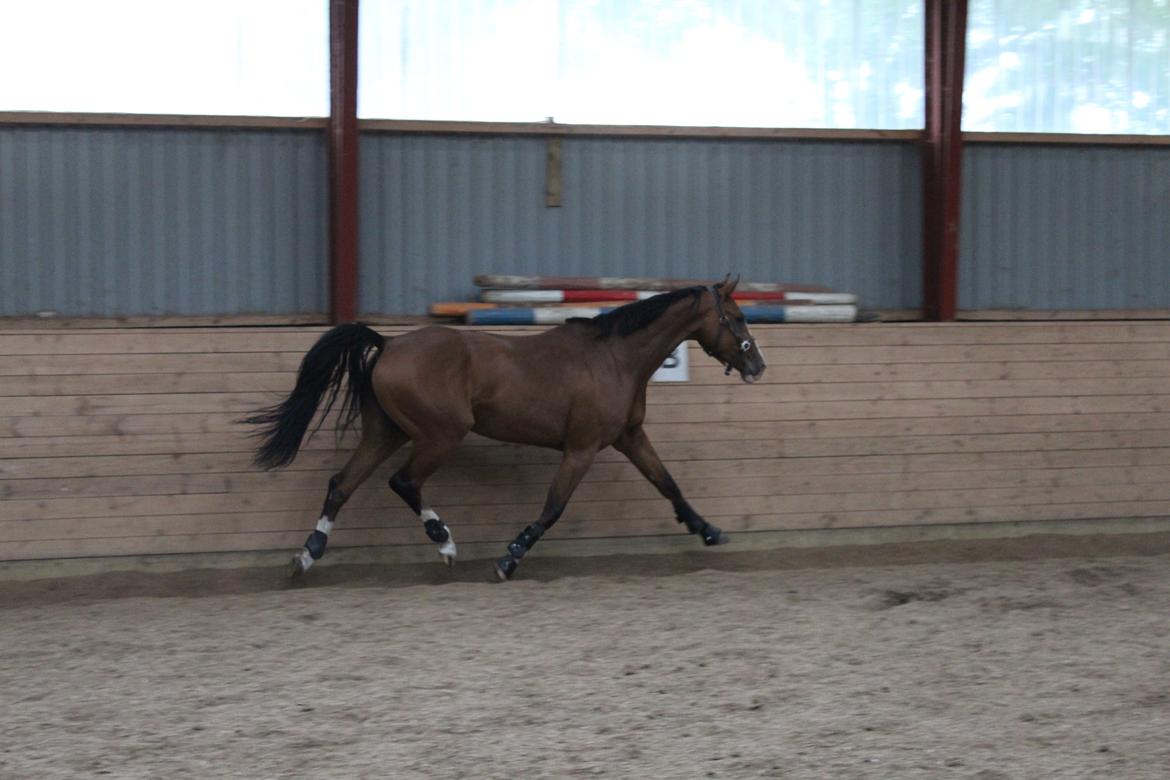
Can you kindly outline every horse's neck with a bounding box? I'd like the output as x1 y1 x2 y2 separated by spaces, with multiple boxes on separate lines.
614 301 704 382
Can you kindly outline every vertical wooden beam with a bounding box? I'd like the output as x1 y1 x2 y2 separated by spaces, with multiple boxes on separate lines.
329 0 360 324
545 137 564 208
922 0 968 321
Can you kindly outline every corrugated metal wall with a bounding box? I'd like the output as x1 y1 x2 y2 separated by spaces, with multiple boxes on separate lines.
0 126 327 317
5 125 1170 317
360 134 924 314
960 144 1170 310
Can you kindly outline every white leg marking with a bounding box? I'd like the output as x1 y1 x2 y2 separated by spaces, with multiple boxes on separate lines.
296 548 314 572
421 508 456 560
439 528 457 559
316 516 334 536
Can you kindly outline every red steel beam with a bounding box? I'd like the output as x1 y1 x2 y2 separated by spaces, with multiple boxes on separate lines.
922 0 968 321
329 0 360 324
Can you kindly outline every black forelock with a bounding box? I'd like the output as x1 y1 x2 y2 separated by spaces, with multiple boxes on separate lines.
567 287 705 339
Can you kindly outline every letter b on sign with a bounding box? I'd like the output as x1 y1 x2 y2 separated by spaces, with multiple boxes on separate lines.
652 345 689 382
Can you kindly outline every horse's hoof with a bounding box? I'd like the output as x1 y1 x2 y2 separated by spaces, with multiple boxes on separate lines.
290 549 313 578
494 556 518 582
702 528 730 546
439 539 457 568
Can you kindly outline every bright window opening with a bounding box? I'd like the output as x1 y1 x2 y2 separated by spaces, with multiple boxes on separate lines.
0 0 328 116
964 0 1170 133
359 0 926 129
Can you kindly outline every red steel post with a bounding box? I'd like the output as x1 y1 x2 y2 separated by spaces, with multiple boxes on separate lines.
922 0 968 321
329 0 360 324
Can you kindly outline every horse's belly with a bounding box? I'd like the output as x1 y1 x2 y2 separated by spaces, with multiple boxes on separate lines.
470 403 565 448
464 340 621 449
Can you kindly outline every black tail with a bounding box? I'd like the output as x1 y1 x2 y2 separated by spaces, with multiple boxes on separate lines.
241 323 385 469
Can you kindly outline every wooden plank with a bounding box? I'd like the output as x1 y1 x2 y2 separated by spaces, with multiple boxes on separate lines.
0 372 293 396
964 131 1170 147
742 343 1170 365
4 459 1167 504
545 136 563 207
10 369 1170 400
6 434 1170 481
7 452 1170 525
0 111 328 130
0 410 1143 444
645 395 1170 423
0 314 327 330
0 112 918 142
7 410 1170 450
740 322 1170 345
649 377 1170 404
11 476 1170 529
0 413 247 437
1 525 646 560
8 491 1170 562
8 352 1170 384
360 118 921 142
2 339 1169 370
0 331 326 356
9 386 1170 420
21 438 1170 485
5 400 1170 443
0 325 432 338
698 322 1170 347
0 352 304 377
3 392 273 416
12 497 1170 549
680 359 1170 384
641 413 1170 441
3 320 1169 342
3 322 1170 356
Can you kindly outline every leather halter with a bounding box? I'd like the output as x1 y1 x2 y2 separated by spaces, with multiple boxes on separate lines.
703 285 756 375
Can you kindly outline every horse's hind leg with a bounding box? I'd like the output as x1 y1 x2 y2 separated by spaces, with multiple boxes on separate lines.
495 448 596 581
292 406 406 577
387 437 464 566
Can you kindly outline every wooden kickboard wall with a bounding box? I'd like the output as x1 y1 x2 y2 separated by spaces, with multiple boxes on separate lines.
2 322 1170 562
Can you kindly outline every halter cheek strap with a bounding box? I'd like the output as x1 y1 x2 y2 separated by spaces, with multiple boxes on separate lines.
703 285 756 375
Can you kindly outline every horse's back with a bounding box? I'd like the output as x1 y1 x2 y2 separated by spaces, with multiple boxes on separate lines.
377 324 571 381
374 325 609 448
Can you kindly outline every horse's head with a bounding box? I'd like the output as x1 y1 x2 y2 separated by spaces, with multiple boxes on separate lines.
695 276 766 384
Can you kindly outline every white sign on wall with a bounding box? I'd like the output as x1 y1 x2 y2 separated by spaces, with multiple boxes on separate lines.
652 344 689 382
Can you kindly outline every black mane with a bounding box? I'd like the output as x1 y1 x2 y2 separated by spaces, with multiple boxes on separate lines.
568 287 704 339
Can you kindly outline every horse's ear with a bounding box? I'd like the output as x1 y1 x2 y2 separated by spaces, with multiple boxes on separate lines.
723 274 740 296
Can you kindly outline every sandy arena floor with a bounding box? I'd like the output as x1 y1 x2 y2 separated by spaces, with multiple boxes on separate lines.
2 538 1169 779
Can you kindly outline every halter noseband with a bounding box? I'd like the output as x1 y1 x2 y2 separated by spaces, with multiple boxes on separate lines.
703 285 755 375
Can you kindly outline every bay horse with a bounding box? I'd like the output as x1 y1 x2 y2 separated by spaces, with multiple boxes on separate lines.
243 277 766 581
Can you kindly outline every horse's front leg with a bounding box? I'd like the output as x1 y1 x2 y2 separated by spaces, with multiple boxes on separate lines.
614 425 728 546
495 448 596 581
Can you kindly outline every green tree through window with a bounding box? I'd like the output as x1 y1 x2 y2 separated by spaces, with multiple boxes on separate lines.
965 0 1170 133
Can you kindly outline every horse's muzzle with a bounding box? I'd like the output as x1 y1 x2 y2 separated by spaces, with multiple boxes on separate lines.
740 364 766 384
